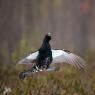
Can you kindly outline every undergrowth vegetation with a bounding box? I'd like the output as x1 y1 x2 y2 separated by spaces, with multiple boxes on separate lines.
0 58 95 95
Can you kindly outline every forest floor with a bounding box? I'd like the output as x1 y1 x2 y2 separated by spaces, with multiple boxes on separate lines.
0 56 95 95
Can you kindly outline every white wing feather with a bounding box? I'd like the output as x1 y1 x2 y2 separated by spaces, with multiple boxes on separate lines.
18 49 86 69
18 51 38 64
52 49 86 69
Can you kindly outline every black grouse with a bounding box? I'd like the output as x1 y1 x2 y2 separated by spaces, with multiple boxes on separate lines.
18 33 86 71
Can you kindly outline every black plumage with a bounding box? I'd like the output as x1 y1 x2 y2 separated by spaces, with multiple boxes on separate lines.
36 33 52 69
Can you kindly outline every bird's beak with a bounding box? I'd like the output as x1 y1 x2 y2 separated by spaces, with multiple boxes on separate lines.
47 32 51 36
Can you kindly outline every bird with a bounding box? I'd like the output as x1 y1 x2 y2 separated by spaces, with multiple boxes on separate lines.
32 32 53 70
18 33 86 71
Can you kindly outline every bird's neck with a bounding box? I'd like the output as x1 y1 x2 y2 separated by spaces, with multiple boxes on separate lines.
43 39 50 44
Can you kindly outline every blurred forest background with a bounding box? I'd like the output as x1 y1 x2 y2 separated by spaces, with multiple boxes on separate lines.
0 0 95 95
0 0 95 65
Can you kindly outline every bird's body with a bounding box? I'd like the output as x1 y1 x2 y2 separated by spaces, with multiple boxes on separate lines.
35 34 52 69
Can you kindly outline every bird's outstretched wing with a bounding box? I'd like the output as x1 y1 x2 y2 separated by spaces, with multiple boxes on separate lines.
18 51 38 64
18 49 86 70
52 49 86 70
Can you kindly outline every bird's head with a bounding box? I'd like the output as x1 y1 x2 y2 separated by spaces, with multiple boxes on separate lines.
44 32 51 42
